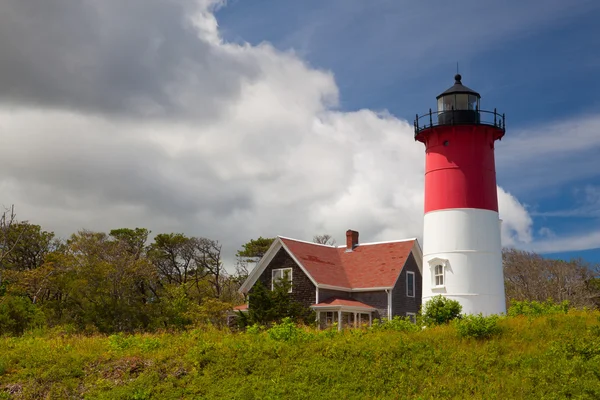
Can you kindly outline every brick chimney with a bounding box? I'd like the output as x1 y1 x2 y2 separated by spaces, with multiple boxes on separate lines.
346 230 359 251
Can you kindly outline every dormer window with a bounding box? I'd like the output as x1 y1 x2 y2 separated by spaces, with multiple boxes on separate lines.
427 258 449 289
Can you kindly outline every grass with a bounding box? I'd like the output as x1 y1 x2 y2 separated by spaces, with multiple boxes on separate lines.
1 311 599 399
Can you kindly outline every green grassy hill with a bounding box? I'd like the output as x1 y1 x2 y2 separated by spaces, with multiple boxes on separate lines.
1 311 599 399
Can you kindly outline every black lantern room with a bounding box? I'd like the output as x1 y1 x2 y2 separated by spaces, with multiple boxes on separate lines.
436 74 480 125
414 74 505 139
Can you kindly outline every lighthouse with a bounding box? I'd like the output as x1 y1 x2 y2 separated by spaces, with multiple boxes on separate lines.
414 74 506 315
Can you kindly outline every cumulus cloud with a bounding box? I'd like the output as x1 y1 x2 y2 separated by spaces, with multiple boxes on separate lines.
497 187 533 246
0 0 536 264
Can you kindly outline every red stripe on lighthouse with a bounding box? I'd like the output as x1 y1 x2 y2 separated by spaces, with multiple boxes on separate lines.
422 125 503 213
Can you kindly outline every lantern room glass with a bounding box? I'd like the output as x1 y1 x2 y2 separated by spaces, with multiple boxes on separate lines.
437 94 480 112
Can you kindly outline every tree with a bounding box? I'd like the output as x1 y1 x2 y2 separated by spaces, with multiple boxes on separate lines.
0 222 59 272
29 230 160 332
503 248 599 308
234 236 275 282
191 237 225 298
147 233 196 286
242 279 314 327
313 234 336 246
109 228 150 259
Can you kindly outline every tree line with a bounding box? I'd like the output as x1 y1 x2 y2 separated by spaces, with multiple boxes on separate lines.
0 206 598 335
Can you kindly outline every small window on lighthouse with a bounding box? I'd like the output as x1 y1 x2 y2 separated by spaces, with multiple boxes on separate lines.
434 264 444 286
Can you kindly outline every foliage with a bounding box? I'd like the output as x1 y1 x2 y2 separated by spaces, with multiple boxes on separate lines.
369 316 420 333
421 295 462 326
1 311 600 399
313 234 336 246
508 299 570 317
454 313 502 339
235 237 275 261
0 295 45 336
266 317 309 342
503 248 599 308
243 280 314 328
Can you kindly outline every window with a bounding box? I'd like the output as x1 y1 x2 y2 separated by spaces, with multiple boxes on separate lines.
406 312 416 324
434 264 444 287
406 271 415 297
428 258 448 289
272 268 292 293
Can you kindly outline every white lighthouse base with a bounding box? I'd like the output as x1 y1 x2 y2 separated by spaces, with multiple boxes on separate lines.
422 208 506 316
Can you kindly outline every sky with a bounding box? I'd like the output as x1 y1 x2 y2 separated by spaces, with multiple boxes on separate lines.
1 0 599 266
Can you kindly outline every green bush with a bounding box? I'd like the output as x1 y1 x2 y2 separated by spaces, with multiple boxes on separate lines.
421 295 462 326
370 316 420 333
266 317 308 342
508 299 570 317
245 323 263 334
455 314 502 339
0 295 45 336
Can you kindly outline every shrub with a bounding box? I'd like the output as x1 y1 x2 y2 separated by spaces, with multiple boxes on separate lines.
508 299 570 317
0 295 45 336
370 316 420 333
267 317 307 342
421 295 462 326
245 323 263 335
455 314 502 339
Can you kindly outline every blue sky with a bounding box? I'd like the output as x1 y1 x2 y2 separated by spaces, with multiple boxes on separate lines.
1 0 599 265
216 0 600 262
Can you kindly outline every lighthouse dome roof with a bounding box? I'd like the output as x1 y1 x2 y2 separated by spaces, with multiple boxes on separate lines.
436 74 480 99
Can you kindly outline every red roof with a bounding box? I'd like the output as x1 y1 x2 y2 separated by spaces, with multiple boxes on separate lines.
279 237 416 289
312 297 376 310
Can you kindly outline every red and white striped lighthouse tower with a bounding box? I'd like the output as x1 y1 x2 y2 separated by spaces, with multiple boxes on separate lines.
415 74 506 315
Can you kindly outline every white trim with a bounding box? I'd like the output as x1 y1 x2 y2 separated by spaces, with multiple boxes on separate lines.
386 289 392 319
388 240 423 290
406 312 417 323
336 237 418 248
278 236 338 248
428 257 448 289
351 286 394 292
406 271 416 298
272 267 293 293
317 284 393 292
239 237 320 294
311 305 377 312
411 240 424 275
239 236 423 295
238 239 283 293
315 287 319 304
278 239 319 287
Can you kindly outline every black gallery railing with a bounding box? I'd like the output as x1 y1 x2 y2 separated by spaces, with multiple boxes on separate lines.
414 109 505 136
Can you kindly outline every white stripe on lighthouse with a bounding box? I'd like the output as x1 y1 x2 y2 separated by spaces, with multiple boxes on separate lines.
422 208 506 316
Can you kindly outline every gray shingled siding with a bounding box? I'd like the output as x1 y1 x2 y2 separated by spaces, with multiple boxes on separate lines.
391 253 422 317
351 291 388 320
318 288 350 303
251 248 316 309
248 246 421 322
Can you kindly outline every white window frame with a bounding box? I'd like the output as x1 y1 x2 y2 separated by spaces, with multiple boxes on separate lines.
427 258 449 289
271 268 293 293
434 264 444 287
406 312 417 324
406 271 415 297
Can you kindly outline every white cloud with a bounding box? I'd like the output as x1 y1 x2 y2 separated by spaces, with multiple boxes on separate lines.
0 0 543 264
498 186 533 246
